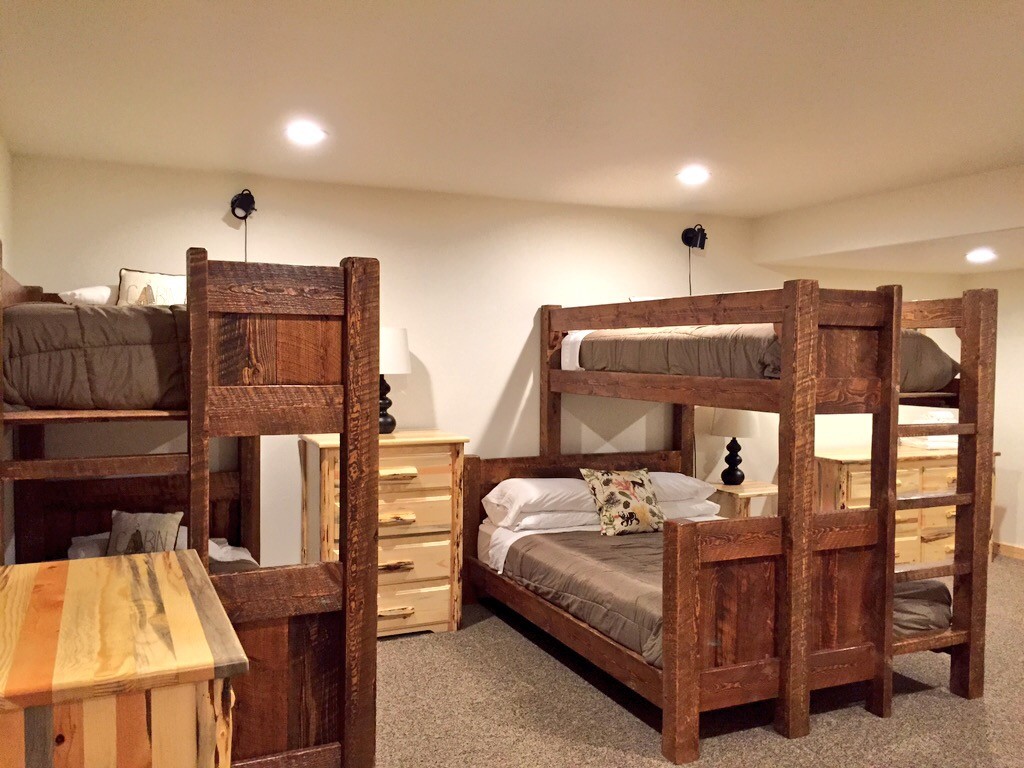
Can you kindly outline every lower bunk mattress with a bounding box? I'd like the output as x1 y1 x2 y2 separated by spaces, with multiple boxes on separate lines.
3 303 188 410
479 522 952 669
562 325 959 393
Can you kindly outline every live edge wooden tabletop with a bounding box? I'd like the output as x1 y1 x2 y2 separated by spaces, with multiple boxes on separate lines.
0 550 248 711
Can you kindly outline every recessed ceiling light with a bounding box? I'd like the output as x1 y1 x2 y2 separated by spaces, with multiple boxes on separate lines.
965 247 997 264
286 119 327 147
676 164 710 186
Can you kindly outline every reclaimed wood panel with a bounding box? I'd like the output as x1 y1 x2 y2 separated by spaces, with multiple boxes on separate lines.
206 261 346 316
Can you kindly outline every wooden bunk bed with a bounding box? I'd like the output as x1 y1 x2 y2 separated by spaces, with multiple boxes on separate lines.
187 249 379 768
464 280 996 763
0 241 260 564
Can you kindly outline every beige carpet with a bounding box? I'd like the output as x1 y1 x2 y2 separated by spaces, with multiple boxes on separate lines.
378 558 1024 767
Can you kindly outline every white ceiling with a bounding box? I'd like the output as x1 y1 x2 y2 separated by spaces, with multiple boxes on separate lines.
1 1 1022 217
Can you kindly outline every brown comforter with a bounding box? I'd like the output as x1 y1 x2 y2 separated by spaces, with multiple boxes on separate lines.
3 304 188 410
579 325 959 392
501 529 952 668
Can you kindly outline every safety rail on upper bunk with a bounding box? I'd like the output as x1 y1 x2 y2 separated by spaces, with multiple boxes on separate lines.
541 281 897 417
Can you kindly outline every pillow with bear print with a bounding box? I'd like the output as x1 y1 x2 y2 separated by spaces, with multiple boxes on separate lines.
580 467 664 536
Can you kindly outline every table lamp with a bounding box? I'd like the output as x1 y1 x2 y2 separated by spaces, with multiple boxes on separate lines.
379 327 411 434
709 408 759 485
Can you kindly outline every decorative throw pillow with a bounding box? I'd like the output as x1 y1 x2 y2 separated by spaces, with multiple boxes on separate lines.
580 468 664 536
106 510 184 556
116 268 187 306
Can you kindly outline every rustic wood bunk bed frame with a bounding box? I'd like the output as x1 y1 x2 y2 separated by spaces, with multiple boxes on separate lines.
187 249 380 768
464 280 996 763
0 241 261 564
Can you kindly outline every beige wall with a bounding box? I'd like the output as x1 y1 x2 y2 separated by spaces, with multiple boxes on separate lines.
10 155 1003 562
0 134 11 253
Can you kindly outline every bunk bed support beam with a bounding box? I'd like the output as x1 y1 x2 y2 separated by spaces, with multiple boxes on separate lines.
774 279 818 739
950 288 997 699
866 285 902 717
540 305 562 455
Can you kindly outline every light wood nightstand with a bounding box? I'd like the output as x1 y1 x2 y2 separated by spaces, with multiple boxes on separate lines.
711 481 778 518
299 430 469 637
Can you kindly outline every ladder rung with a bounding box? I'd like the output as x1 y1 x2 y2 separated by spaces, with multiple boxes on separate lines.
896 491 972 510
895 561 970 583
898 423 975 438
893 629 969 655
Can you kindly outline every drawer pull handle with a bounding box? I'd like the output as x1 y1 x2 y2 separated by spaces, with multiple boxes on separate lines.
922 532 952 544
380 466 419 481
379 511 416 526
945 545 955 554
379 559 415 573
896 479 903 486
895 515 916 525
895 550 901 559
946 510 957 519
379 606 415 619
946 473 956 485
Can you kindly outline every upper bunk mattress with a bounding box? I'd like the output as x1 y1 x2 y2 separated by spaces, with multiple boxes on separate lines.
563 324 959 393
3 303 188 410
497 528 952 669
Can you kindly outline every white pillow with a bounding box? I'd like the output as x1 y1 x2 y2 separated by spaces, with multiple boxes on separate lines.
482 477 596 529
58 284 118 306
650 472 715 502
512 510 600 532
116 268 187 306
661 498 721 520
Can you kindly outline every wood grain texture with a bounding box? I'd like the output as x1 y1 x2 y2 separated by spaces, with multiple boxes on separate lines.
188 248 212 567
206 261 346 316
662 520 700 764
902 298 963 329
0 552 246 710
671 405 696 475
207 386 346 437
774 279 818 739
539 305 562 455
234 743 341 768
0 453 188 481
866 285 900 718
338 257 379 768
548 289 787 331
239 437 261 562
3 410 188 425
950 289 997 699
212 564 344 624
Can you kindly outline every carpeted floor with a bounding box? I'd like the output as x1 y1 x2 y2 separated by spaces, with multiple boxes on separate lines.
378 558 1024 767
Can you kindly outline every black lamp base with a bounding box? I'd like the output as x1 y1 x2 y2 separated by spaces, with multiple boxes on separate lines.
379 374 397 434
720 437 745 486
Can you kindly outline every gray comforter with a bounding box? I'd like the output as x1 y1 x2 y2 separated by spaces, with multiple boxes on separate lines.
579 325 959 392
3 303 188 409
501 529 953 668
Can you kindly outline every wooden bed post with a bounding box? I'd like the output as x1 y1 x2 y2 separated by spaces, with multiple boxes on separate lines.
238 436 260 562
950 288 997 699
187 248 211 568
672 405 696 476
540 305 562 455
866 284 901 717
340 256 380 768
662 519 701 764
0 239 5 562
462 455 483 606
774 279 818 739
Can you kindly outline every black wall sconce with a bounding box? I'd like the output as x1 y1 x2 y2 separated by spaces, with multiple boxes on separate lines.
231 189 257 220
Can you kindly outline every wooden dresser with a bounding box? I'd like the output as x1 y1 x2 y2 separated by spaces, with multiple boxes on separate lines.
817 445 995 567
300 430 469 637
0 551 247 768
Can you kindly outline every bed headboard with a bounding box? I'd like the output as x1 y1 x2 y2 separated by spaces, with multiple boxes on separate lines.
462 449 685 574
0 242 46 306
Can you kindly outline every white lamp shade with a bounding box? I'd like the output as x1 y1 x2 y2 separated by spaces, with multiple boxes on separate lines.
709 408 758 438
380 327 411 375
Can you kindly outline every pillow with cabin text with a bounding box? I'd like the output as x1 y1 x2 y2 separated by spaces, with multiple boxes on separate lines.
580 467 664 536
105 510 184 556
116 268 187 306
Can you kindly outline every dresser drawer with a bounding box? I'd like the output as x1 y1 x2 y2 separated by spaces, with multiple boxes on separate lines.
894 510 919 535
847 468 920 508
378 578 451 634
921 506 957 532
379 446 452 494
378 494 452 537
378 533 451 586
921 531 955 563
921 465 957 493
894 535 920 565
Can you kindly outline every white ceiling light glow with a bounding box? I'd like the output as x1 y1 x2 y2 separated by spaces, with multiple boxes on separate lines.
676 164 710 186
965 247 997 264
285 119 327 147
